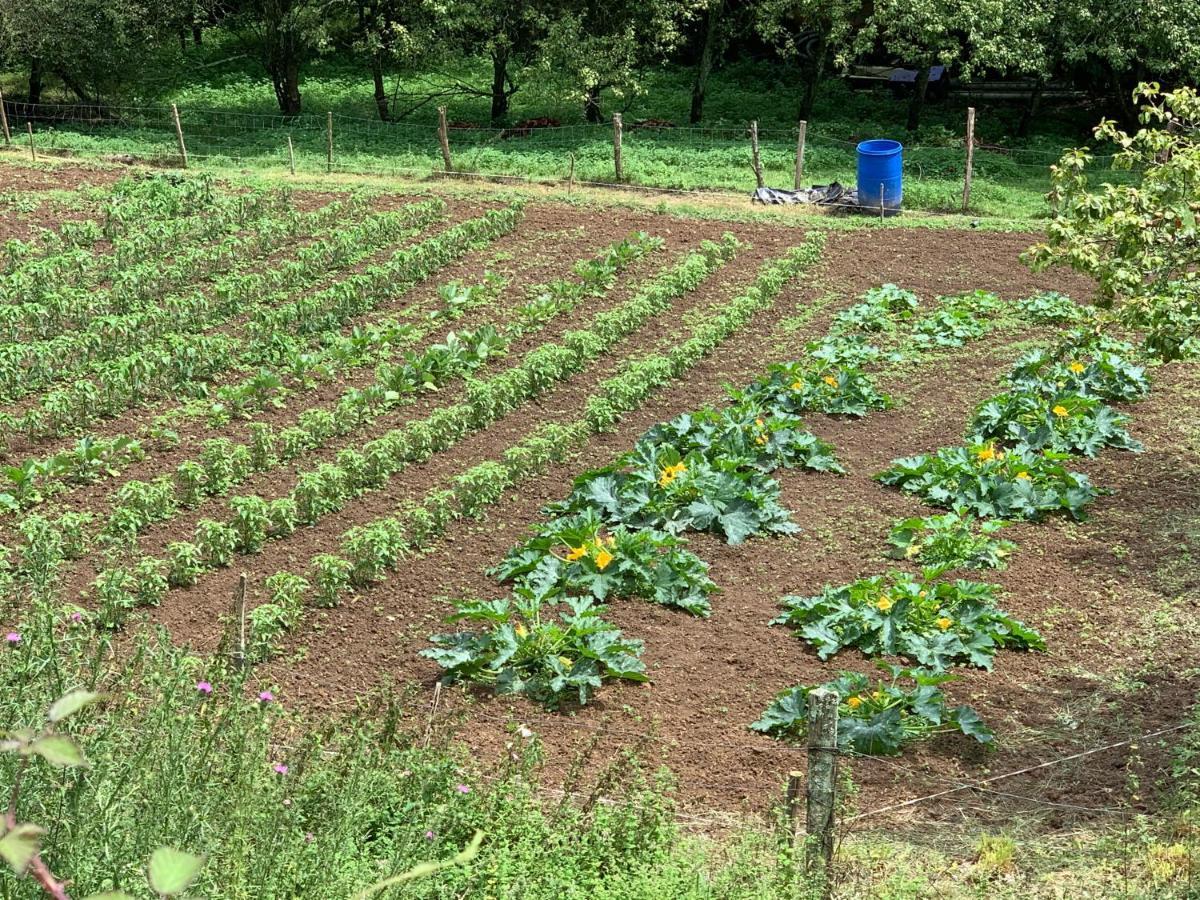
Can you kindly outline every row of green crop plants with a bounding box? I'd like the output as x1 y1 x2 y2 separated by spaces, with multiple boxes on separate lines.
0 228 790 648
19 230 662 619
752 288 1152 754
0 202 556 515
0 200 527 464
68 234 732 631
0 224 655 523
419 279 1150 756
1 172 230 288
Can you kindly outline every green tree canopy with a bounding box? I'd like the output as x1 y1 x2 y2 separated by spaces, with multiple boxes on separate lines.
1025 84 1200 359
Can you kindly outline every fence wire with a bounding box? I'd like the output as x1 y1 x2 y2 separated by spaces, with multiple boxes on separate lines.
0 99 1137 215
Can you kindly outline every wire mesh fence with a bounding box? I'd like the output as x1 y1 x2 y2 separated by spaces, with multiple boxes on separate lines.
0 99 1139 217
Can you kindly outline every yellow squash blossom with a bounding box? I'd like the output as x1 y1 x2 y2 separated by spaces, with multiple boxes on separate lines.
1068 361 1086 374
876 595 894 612
658 461 687 487
822 374 838 388
976 445 997 462
917 590 927 599
558 656 573 669
904 542 922 559
755 417 765 428
593 547 615 570
515 623 528 638
755 434 768 446
1015 470 1031 480
846 696 863 710
936 616 953 631
872 690 885 702
791 379 805 390
1052 404 1069 417
565 545 587 562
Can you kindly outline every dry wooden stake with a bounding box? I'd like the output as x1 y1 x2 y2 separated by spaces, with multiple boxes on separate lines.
793 120 807 190
805 687 838 898
26 122 35 162
0 89 10 146
962 106 976 212
326 111 334 173
567 151 576 193
785 770 804 846
750 119 764 189
437 106 453 173
612 113 623 182
880 181 885 221
423 681 443 749
287 134 295 175
171 103 188 168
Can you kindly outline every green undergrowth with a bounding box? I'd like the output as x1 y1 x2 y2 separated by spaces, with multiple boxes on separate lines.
0 599 823 899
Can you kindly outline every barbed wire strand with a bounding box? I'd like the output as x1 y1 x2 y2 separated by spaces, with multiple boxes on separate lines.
843 721 1189 823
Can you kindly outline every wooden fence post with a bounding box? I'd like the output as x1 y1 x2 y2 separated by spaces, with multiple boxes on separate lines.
0 89 10 146
805 688 838 897
287 134 295 175
962 106 976 212
26 123 35 162
232 573 248 670
785 770 804 847
793 120 807 190
326 111 334 174
567 152 575 193
171 104 188 168
612 113 623 182
437 106 453 173
750 120 764 189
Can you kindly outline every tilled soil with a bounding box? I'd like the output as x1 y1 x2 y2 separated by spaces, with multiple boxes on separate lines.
230 224 1193 825
9 168 1197 833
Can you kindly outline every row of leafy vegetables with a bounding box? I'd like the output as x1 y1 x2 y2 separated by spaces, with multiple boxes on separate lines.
423 275 1152 758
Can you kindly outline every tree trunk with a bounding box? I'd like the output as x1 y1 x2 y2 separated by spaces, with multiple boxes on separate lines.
584 84 602 123
371 53 389 120
1110 61 1143 130
1017 78 1044 138
689 0 724 124
270 61 302 116
490 50 510 124
798 32 828 123
906 66 931 131
192 22 203 45
28 58 43 105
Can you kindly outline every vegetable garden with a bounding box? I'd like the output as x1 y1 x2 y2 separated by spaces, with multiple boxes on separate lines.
3 158 1198 840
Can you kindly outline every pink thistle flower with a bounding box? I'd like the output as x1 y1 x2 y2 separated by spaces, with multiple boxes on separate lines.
273 763 289 775
258 690 275 703
425 830 435 841
4 632 20 645
196 681 213 695
69 612 83 623
455 783 470 794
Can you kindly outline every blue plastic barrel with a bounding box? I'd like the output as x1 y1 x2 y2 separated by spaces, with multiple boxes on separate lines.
856 139 903 214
